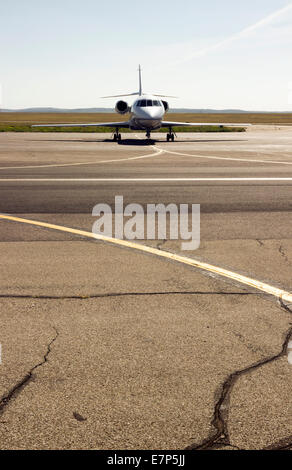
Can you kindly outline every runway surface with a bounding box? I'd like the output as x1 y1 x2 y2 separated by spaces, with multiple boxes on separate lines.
0 128 292 450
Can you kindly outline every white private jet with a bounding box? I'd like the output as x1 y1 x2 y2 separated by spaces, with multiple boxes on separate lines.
33 65 249 141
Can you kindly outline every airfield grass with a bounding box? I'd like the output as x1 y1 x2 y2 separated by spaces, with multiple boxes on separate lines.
0 112 291 133
170 112 292 125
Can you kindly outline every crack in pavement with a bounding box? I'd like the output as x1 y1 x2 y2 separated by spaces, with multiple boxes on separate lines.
1 293 290 448
279 244 290 265
0 326 58 418
185 299 292 451
0 291 257 300
264 434 292 450
209 443 243 451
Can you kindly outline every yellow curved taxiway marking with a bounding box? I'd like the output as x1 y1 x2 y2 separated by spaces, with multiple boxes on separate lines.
0 148 164 170
1 213 292 304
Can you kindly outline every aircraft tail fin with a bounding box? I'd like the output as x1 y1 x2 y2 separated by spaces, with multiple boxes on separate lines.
101 65 178 98
138 64 142 96
101 65 142 98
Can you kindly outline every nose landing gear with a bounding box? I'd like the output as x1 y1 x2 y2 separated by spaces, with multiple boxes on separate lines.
145 130 152 144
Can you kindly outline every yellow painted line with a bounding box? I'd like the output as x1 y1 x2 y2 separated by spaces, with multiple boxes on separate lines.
1 213 292 304
0 148 164 170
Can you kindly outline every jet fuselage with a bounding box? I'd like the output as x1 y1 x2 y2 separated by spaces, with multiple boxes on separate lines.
129 95 165 131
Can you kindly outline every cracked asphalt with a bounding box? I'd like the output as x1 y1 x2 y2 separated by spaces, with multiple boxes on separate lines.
0 128 292 450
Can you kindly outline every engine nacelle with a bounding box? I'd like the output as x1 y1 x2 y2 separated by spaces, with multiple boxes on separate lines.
115 100 129 115
162 100 169 112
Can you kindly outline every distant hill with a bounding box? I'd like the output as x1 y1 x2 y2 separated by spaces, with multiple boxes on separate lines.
0 107 115 113
0 107 291 114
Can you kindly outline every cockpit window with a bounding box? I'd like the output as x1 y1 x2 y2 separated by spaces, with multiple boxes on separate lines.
136 99 162 107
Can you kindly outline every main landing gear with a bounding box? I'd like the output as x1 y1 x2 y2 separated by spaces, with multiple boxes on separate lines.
113 129 121 142
166 129 175 142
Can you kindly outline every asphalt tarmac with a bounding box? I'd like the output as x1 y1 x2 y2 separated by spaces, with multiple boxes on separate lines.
0 128 292 450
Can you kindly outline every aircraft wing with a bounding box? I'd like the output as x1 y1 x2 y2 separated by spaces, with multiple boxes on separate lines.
161 121 251 127
31 121 130 129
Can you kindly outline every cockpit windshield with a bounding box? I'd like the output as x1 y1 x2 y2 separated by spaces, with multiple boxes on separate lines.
136 100 161 107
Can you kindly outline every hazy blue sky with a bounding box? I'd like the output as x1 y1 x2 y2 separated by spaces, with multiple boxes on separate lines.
1 0 292 110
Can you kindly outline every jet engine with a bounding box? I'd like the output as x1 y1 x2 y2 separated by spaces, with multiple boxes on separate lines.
162 100 169 112
115 100 129 114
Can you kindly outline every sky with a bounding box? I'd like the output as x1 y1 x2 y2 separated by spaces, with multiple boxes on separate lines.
1 0 292 111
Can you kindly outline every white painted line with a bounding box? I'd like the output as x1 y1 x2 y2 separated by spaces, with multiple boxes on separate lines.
1 213 292 304
1 177 292 182
2 141 291 171
0 148 164 170
161 147 292 166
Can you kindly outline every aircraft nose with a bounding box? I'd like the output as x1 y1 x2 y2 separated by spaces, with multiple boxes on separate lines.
148 108 158 118
142 107 161 119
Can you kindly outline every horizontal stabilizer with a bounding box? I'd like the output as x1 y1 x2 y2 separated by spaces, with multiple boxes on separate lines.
101 92 140 98
152 94 178 98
